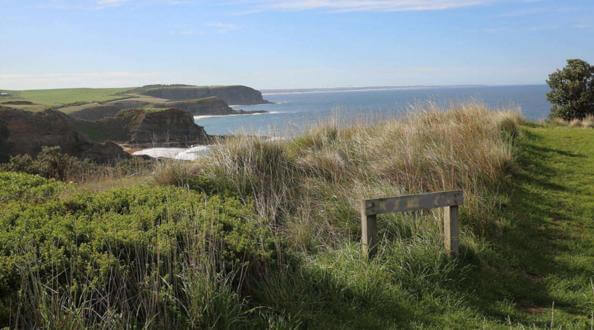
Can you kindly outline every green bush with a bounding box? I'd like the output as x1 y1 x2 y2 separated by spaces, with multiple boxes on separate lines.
0 146 90 181
0 172 273 328
0 171 63 203
547 59 594 120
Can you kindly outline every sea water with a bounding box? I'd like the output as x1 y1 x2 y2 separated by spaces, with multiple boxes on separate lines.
196 85 550 137
138 85 550 159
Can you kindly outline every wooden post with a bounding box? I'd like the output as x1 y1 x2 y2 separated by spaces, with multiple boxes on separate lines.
443 205 459 256
361 201 378 259
361 191 463 259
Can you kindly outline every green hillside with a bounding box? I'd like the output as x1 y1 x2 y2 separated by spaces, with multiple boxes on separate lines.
1 87 132 108
0 106 592 328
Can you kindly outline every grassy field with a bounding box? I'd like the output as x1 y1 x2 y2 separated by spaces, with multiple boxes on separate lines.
493 125 594 326
1 87 132 107
0 105 592 328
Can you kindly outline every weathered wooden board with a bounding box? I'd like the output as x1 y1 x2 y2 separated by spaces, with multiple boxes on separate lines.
361 190 464 259
443 205 459 256
363 191 463 215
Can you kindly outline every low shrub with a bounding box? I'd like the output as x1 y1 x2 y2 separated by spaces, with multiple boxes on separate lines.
0 172 273 328
0 171 63 203
1 146 91 181
1 146 155 183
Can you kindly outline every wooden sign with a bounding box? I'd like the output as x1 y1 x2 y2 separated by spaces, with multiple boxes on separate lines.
360 191 463 259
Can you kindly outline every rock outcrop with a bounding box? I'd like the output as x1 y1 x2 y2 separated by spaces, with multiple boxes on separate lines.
0 106 210 163
72 109 210 148
132 85 269 105
123 109 209 147
80 141 131 162
0 107 130 163
153 97 235 115
69 96 266 121
69 100 151 121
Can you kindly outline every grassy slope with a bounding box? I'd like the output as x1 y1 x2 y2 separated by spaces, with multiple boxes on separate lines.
496 125 594 326
0 115 592 328
244 124 594 329
3 88 132 108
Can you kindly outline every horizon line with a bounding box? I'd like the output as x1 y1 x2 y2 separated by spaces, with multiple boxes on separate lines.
1 82 548 92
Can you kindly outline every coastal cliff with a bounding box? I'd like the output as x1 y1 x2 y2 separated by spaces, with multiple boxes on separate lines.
122 109 209 147
132 85 269 105
0 107 129 163
72 108 210 148
0 107 210 162
69 100 151 121
152 97 235 115
69 96 264 121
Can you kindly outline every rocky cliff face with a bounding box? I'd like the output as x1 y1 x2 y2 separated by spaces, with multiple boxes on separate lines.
153 97 235 115
68 96 251 121
0 107 210 163
124 109 209 147
135 85 269 105
0 114 10 162
72 109 210 148
0 107 129 163
69 100 151 121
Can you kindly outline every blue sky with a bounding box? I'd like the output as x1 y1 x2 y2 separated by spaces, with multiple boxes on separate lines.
0 0 593 89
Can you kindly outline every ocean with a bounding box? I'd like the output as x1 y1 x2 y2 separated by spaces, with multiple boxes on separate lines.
195 85 550 137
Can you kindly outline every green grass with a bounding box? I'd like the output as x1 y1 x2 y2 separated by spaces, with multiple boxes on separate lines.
5 87 132 107
200 119 594 328
0 174 272 328
0 108 593 328
491 125 594 326
251 124 594 329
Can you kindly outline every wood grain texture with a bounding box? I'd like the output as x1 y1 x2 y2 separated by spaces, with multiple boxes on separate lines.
363 191 463 215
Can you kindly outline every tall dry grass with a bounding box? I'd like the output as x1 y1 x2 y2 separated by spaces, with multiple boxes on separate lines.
190 103 522 250
5 103 523 328
551 115 594 128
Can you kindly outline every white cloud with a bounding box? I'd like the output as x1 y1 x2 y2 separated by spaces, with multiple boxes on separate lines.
97 0 127 7
41 0 493 12
231 0 493 12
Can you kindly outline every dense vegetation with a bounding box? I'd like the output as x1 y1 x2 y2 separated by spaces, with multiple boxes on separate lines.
0 146 153 182
547 59 594 120
0 104 592 328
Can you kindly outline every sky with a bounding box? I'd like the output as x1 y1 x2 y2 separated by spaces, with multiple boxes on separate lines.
0 0 593 90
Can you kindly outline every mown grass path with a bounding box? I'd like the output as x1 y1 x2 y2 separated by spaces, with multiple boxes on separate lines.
499 125 594 327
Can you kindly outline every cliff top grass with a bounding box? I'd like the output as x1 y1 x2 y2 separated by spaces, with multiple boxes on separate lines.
0 86 243 114
2 87 133 107
1 104 593 328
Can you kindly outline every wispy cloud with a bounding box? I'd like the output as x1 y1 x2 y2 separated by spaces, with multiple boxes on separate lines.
229 0 493 12
37 0 187 10
499 4 580 17
96 0 127 7
40 0 494 12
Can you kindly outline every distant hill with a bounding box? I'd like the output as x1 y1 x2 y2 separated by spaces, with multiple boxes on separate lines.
130 85 269 105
